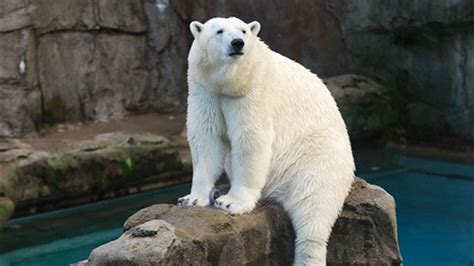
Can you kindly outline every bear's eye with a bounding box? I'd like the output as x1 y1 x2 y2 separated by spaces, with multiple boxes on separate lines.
242 30 246 34
217 29 223 34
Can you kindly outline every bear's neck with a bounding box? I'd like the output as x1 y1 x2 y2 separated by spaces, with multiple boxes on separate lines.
198 41 267 97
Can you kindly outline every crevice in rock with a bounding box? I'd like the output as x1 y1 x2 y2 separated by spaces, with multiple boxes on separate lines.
37 27 147 37
0 24 31 34
348 19 474 35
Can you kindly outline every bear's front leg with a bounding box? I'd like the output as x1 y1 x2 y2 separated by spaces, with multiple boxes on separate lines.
214 97 273 214
178 88 225 207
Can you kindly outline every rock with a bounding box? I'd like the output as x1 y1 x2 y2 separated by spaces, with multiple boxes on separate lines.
0 28 41 138
0 28 37 89
324 74 397 140
171 0 350 78
172 0 474 142
2 0 472 142
142 0 189 112
0 197 14 231
335 0 474 141
0 88 42 138
0 0 33 32
0 133 186 217
327 179 401 265
83 178 402 265
37 33 149 124
32 0 147 34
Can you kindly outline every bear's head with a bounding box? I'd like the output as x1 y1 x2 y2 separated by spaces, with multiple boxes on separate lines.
189 17 261 65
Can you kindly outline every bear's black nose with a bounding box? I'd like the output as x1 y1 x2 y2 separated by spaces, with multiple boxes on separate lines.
231 38 245 51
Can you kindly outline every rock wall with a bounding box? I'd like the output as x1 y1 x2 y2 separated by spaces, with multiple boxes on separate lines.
337 0 474 142
0 0 189 138
1 0 472 142
173 0 474 142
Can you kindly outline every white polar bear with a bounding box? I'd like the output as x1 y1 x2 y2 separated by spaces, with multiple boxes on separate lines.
178 17 355 265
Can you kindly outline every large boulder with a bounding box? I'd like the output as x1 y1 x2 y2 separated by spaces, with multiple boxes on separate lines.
82 178 402 265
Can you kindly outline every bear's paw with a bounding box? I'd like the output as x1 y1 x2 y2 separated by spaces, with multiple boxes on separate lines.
177 193 210 207
213 194 256 214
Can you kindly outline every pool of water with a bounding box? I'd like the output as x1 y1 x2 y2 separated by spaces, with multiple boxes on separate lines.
0 151 473 266
0 185 191 266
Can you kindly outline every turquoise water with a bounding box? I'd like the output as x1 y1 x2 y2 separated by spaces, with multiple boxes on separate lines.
360 155 474 266
0 153 473 266
0 185 191 266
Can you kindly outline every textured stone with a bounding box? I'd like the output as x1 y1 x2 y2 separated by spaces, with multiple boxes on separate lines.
327 179 401 265
0 0 33 32
171 0 474 142
1 133 183 208
336 0 474 140
0 87 42 138
325 74 397 140
171 0 350 78
2 0 472 142
33 0 146 33
0 29 37 86
83 178 402 265
0 29 41 138
143 0 189 112
38 33 149 124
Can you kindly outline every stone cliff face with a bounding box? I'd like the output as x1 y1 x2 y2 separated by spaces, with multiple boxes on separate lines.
337 1 474 142
175 0 474 142
1 0 472 142
0 0 189 138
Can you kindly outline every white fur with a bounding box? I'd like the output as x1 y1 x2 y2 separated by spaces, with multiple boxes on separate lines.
178 17 355 266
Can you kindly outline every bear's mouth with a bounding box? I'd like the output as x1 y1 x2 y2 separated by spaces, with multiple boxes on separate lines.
228 52 244 57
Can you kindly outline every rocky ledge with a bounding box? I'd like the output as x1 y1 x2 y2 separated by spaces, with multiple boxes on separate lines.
0 132 189 230
79 178 402 265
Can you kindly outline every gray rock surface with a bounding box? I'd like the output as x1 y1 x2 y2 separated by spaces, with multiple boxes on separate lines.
142 0 189 112
0 0 32 32
0 0 471 142
83 178 402 265
32 0 147 34
337 0 474 141
38 33 149 123
325 74 397 140
0 0 185 138
173 0 474 142
0 28 41 138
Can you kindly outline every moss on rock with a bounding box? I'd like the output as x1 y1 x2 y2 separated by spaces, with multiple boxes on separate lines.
1 133 187 223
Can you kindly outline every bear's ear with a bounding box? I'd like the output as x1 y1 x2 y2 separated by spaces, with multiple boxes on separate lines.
248 21 261 36
190 21 204 38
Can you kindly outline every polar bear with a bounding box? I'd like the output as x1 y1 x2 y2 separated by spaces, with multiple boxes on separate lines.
178 17 355 265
